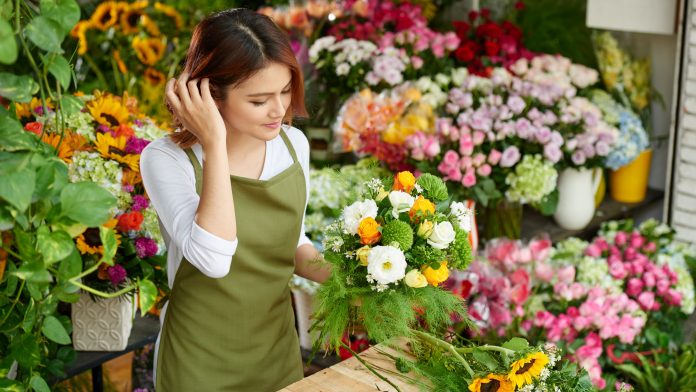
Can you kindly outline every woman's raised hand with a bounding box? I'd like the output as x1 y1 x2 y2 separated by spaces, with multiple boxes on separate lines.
166 72 227 149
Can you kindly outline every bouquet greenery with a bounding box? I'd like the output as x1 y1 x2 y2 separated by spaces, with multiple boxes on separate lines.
312 170 474 350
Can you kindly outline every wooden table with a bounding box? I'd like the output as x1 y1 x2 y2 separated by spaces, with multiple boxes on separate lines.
282 341 426 392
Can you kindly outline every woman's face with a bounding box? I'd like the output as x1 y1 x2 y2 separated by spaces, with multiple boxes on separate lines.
218 62 292 141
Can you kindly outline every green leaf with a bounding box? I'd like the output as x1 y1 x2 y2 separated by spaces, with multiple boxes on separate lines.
13 261 52 283
25 16 65 53
0 379 23 391
472 349 499 371
535 189 558 216
0 72 40 102
35 158 68 199
46 54 71 90
57 247 82 280
21 299 37 332
47 359 66 377
0 114 23 135
59 95 83 116
29 374 51 392
37 226 74 264
0 206 13 231
41 315 71 344
138 279 157 315
9 334 41 368
99 226 117 265
502 337 529 352
57 346 76 364
26 281 45 300
0 18 17 65
41 0 81 35
60 182 116 226
0 168 36 212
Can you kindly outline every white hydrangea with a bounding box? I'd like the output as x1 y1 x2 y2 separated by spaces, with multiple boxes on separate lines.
133 118 168 141
68 151 130 215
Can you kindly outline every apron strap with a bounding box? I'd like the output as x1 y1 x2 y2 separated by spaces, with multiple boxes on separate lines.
184 147 203 196
279 129 298 164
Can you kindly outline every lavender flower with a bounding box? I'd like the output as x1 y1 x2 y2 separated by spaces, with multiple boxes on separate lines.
500 146 521 167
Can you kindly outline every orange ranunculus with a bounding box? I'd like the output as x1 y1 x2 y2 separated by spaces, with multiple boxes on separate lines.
24 122 42 135
117 211 144 232
392 171 416 193
421 261 449 287
409 195 435 222
113 124 135 138
357 217 381 245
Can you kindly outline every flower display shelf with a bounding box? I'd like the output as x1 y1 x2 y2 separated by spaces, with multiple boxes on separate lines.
521 188 664 242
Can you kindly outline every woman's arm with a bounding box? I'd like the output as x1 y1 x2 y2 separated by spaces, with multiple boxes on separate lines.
294 244 331 283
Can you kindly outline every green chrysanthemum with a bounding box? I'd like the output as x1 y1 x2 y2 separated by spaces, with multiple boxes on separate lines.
448 228 473 270
416 173 448 201
409 245 445 267
382 220 414 251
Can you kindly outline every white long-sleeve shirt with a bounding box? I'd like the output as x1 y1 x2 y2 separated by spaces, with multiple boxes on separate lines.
140 125 312 289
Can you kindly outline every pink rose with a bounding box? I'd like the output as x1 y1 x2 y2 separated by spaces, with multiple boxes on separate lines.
643 241 657 253
585 243 602 257
473 131 486 145
643 272 656 287
626 278 644 297
630 233 645 249
443 150 459 165
637 291 655 310
487 149 502 165
557 266 576 284
477 164 492 176
535 262 554 282
472 153 486 167
461 168 477 187
410 56 424 69
609 262 627 280
615 231 628 246
529 238 552 260
666 289 682 306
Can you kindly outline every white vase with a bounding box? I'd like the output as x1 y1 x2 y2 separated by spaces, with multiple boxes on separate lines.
72 292 134 351
291 288 318 351
553 168 602 230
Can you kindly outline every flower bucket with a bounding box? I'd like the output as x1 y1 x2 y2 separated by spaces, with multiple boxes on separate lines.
554 168 601 230
72 292 134 351
291 288 319 351
595 170 606 208
480 199 522 240
610 149 652 203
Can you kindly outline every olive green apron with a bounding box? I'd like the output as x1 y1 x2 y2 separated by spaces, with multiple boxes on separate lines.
156 130 305 391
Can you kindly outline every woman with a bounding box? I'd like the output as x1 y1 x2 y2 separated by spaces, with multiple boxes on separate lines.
140 8 330 391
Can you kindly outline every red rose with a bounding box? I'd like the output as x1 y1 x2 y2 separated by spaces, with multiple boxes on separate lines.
481 8 491 19
476 22 503 39
455 41 478 62
452 21 470 38
468 10 478 21
515 1 525 10
24 122 42 135
117 211 144 232
484 40 500 56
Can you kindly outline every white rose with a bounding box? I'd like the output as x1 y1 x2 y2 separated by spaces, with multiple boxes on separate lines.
342 199 378 235
388 191 415 219
367 246 407 285
427 221 456 249
404 269 428 288
435 73 450 87
449 201 474 232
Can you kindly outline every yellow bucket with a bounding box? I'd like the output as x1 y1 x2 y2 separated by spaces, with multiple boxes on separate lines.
610 149 652 203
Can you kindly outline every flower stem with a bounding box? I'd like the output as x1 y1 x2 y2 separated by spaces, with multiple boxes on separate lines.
456 345 515 356
340 341 402 392
412 330 475 377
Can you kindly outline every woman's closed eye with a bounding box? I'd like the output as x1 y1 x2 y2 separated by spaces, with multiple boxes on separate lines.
250 89 291 106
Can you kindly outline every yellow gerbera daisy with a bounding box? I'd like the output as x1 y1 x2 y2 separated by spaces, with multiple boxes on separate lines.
113 50 128 74
90 1 119 30
132 36 166 66
87 94 130 129
76 219 121 255
144 67 165 85
95 132 141 171
508 352 550 388
154 2 183 29
468 374 515 392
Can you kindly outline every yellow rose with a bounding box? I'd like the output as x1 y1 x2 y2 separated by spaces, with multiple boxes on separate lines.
421 261 450 287
417 220 434 238
409 196 435 222
356 245 371 266
358 217 381 245
393 171 416 193
404 269 428 288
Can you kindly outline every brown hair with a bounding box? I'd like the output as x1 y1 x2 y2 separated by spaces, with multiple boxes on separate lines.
169 8 307 148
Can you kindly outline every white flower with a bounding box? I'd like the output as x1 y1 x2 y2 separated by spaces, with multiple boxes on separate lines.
335 62 350 76
449 201 474 232
427 221 456 249
388 191 415 218
404 269 428 288
309 36 336 62
435 73 450 86
450 67 469 86
342 199 378 235
366 246 407 285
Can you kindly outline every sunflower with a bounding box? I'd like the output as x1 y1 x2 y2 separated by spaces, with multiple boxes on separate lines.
144 67 165 85
14 102 31 119
113 50 128 74
90 2 119 30
141 15 161 36
132 36 166 66
468 374 515 392
40 130 88 163
95 132 141 171
76 219 121 255
30 97 54 114
508 352 550 388
87 94 130 129
154 2 183 29
119 4 144 34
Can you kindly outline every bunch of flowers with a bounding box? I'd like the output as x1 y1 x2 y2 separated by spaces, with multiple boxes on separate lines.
327 0 432 42
312 171 474 350
589 89 649 170
450 5 534 76
19 91 169 297
69 1 186 120
456 219 696 389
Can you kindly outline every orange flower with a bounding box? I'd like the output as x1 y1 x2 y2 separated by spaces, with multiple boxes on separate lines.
40 130 88 163
113 124 135 138
393 171 416 193
97 263 110 280
24 121 42 135
421 261 449 287
122 168 142 186
357 217 382 245
117 211 144 232
113 50 128 74
288 7 309 30
409 196 435 222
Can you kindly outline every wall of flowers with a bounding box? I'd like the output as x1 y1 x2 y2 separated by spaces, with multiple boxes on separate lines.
0 0 693 391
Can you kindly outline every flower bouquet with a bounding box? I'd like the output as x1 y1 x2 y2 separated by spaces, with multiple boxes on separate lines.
311 171 475 351
18 91 169 309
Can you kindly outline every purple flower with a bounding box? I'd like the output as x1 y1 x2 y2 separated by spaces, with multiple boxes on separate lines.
97 124 111 133
544 143 562 163
571 150 586 166
135 237 158 258
132 195 150 211
507 96 526 114
514 118 532 139
595 141 610 156
123 184 135 193
107 265 127 286
499 146 521 167
125 136 150 154
134 119 143 127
